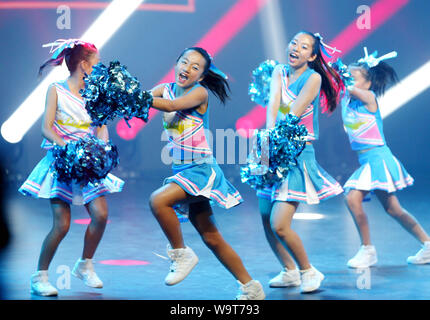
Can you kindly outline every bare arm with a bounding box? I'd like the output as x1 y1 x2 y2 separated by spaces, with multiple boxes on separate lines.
41 85 66 147
96 125 109 142
150 83 165 98
290 73 322 118
266 65 283 129
348 86 378 112
151 86 208 112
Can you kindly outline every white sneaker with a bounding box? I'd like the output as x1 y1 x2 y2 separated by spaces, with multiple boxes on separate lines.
269 267 301 287
347 245 377 268
407 241 430 264
236 280 265 300
165 245 198 286
72 258 103 288
300 265 324 293
30 271 58 296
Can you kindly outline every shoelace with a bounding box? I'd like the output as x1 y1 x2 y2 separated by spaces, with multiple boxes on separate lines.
37 274 49 283
168 251 183 272
301 270 316 282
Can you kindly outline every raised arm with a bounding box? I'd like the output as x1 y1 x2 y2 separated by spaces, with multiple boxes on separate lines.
41 85 66 147
347 86 378 112
266 65 283 129
151 85 208 113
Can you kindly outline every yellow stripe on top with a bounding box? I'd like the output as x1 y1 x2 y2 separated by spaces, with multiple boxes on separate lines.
57 119 91 130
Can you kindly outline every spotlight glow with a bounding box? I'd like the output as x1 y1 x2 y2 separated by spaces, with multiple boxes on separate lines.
380 60 430 119
1 0 145 143
293 213 325 220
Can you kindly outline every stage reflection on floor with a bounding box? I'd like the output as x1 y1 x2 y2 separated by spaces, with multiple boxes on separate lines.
1 178 429 300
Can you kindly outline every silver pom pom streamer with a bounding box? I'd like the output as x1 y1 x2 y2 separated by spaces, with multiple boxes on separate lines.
329 58 355 87
80 60 153 127
240 114 308 189
52 135 119 186
248 59 279 107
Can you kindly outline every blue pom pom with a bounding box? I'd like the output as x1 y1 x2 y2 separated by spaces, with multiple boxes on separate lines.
329 58 355 87
240 114 308 189
80 60 152 127
52 135 120 186
248 60 279 107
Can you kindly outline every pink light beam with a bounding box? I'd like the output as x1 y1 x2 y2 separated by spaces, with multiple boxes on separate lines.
235 0 410 137
115 0 271 140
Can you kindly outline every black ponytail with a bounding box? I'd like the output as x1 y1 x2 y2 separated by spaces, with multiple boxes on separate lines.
299 31 344 113
177 47 230 105
351 61 398 97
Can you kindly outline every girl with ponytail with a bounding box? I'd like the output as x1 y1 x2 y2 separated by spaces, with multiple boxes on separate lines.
20 39 124 296
341 48 430 268
148 47 265 300
256 31 344 293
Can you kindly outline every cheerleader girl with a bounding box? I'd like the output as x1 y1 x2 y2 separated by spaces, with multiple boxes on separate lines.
342 48 430 268
257 31 344 293
19 39 123 296
148 47 265 300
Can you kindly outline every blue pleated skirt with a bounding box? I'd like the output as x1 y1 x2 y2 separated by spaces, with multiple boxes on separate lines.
19 151 124 205
344 145 414 193
256 144 343 204
164 156 243 217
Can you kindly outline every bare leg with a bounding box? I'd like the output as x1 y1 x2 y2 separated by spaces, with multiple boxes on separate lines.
375 190 430 244
82 196 108 259
149 183 194 249
270 201 311 270
189 201 252 284
345 190 372 246
37 198 71 270
258 198 296 270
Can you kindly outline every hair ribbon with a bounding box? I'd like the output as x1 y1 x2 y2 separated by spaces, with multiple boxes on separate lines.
357 47 397 68
42 38 91 59
313 33 342 58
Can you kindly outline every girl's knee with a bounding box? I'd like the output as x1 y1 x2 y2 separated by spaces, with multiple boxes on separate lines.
149 191 163 212
54 220 70 238
89 199 109 224
345 192 363 211
270 221 292 239
149 189 172 213
92 209 108 226
202 232 223 250
385 205 403 218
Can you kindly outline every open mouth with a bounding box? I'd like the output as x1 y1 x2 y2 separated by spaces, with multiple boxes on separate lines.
289 52 299 62
178 72 189 83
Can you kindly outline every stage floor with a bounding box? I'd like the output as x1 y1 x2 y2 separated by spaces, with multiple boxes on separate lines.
1 178 429 300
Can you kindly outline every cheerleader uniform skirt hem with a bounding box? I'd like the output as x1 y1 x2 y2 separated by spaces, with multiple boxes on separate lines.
344 145 414 193
18 151 124 205
256 144 343 204
163 157 243 217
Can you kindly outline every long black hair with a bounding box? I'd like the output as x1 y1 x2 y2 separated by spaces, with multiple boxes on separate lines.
39 42 98 76
176 47 230 105
298 31 344 113
350 61 398 97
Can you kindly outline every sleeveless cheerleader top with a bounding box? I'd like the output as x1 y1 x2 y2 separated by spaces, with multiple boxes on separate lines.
41 80 96 150
277 64 320 141
162 83 213 161
341 93 386 151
